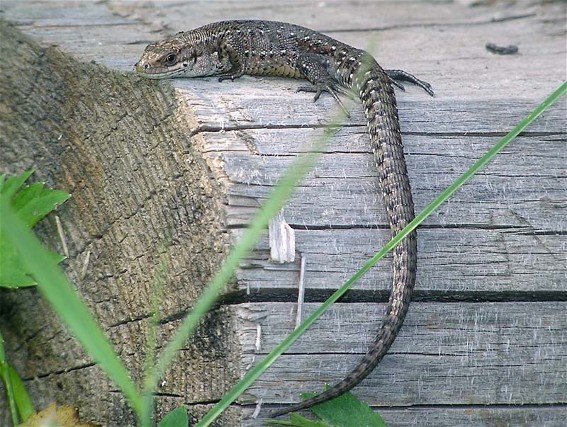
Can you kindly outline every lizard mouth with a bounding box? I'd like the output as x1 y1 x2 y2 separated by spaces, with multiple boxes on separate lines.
134 62 185 79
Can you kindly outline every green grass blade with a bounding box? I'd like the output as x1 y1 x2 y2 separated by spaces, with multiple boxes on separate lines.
0 198 144 418
195 81 566 425
138 99 354 426
140 249 169 423
3 365 36 424
0 355 19 426
142 125 337 406
412 81 567 230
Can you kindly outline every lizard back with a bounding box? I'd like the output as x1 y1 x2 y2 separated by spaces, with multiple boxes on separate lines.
136 19 430 417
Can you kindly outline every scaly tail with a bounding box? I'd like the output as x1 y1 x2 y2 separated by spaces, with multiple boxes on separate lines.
272 62 417 417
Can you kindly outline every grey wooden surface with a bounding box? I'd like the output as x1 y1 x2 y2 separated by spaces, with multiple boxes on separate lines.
1 0 565 426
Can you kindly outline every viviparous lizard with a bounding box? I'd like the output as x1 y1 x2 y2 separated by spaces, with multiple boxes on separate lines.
136 19 433 417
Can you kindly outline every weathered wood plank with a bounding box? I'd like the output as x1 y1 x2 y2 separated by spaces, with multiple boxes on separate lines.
378 407 567 427
236 228 565 293
242 407 567 427
234 302 566 407
203 132 564 226
177 79 566 131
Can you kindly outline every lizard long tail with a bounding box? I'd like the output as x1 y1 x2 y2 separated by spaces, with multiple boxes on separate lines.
271 64 417 417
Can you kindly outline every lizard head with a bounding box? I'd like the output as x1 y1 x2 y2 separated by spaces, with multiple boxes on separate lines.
135 33 229 79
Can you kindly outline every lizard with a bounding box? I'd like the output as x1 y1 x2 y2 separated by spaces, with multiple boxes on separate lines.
135 19 433 417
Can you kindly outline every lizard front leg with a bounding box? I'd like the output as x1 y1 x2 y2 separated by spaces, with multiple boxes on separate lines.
215 40 246 82
296 53 352 116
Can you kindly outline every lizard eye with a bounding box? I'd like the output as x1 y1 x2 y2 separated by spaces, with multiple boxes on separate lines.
164 52 178 66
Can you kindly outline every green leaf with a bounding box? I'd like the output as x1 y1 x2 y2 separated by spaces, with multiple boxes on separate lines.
0 170 33 199
273 390 386 427
306 390 386 427
158 406 189 427
5 365 36 422
0 236 64 287
12 183 70 228
0 171 69 288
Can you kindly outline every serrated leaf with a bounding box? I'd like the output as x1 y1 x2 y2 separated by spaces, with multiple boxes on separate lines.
12 182 44 212
13 183 70 227
0 171 33 199
0 239 36 287
0 171 70 228
0 172 69 288
273 390 383 427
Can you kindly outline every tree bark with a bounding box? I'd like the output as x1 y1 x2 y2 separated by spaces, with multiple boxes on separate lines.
0 20 241 425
